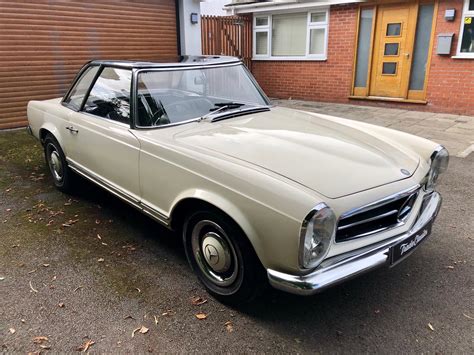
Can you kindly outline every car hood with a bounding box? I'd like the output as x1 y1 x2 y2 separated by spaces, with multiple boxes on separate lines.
172 107 420 199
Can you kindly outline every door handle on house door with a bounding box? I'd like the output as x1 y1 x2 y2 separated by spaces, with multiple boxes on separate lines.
65 126 79 134
404 53 410 58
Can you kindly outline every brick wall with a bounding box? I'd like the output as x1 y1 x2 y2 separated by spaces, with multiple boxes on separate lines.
425 0 474 115
252 4 357 103
252 1 474 116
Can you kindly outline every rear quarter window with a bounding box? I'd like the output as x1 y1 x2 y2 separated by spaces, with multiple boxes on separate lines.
63 66 100 110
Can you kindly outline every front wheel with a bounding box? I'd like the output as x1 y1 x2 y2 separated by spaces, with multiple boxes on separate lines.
183 210 266 305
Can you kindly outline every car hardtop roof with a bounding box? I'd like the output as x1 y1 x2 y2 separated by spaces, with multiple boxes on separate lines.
89 55 241 69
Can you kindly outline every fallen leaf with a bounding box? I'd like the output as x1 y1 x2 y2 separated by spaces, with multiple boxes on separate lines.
446 265 455 270
374 309 381 314
58 303 65 308
42 264 50 267
135 287 141 293
132 325 149 338
154 315 159 325
29 280 38 293
33 336 48 344
97 234 102 240
224 321 233 332
21 319 26 323
191 296 207 306
9 328 15 334
428 323 434 331
73 286 83 292
101 242 108 246
28 269 36 274
123 315 136 320
162 310 175 316
77 339 95 352
0 276 5 281
98 258 104 262
195 312 207 320
40 345 51 350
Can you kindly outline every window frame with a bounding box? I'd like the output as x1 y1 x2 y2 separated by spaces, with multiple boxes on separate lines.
456 0 474 58
81 65 134 127
62 64 135 128
252 8 329 61
61 63 101 111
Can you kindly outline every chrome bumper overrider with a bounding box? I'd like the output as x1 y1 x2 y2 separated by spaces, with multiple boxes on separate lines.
267 192 442 296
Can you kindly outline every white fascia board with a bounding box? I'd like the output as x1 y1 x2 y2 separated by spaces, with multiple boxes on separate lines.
230 0 366 14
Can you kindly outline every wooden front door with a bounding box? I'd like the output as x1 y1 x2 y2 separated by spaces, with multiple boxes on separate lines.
369 3 418 98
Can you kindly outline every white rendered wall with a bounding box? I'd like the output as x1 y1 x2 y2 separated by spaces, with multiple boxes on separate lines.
179 0 202 55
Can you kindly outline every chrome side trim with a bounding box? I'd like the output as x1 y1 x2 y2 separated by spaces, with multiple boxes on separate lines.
268 192 442 296
67 159 170 227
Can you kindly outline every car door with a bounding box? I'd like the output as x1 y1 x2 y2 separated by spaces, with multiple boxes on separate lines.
65 66 141 203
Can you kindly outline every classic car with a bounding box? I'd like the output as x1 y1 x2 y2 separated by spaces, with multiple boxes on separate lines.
27 56 449 304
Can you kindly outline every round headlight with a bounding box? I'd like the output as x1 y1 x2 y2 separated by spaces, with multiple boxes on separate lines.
425 146 449 192
299 203 336 269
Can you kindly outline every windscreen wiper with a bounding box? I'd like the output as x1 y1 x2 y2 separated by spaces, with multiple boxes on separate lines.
211 102 245 110
199 104 234 122
199 102 269 122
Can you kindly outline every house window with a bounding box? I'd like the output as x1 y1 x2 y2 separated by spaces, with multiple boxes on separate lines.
253 9 329 60
458 0 474 57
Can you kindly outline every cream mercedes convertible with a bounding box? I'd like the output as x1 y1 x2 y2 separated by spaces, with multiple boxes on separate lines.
27 56 448 304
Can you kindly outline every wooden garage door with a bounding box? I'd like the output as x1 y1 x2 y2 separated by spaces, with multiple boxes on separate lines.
0 0 178 129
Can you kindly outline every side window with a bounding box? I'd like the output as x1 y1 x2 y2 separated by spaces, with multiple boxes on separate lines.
83 67 132 125
63 66 100 110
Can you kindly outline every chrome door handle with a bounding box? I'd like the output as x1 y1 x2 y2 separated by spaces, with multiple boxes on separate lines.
65 126 79 134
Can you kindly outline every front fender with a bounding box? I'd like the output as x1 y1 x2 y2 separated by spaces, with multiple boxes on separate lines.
170 188 265 263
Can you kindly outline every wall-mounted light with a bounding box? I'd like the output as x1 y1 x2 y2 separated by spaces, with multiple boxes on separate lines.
190 12 199 24
445 9 455 21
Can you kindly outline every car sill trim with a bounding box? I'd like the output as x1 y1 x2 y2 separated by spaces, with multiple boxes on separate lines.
67 158 170 227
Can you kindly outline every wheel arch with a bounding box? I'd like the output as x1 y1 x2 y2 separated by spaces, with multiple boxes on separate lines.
169 190 266 266
39 124 63 147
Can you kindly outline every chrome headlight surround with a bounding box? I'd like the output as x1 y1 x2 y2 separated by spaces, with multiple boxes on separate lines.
425 146 449 192
299 203 336 270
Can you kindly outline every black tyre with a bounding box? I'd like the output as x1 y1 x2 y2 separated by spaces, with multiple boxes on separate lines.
183 209 267 305
43 134 75 193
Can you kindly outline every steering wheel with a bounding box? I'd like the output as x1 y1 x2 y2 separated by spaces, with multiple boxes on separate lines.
151 100 170 126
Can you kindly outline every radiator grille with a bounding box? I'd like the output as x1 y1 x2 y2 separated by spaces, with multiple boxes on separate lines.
336 190 419 242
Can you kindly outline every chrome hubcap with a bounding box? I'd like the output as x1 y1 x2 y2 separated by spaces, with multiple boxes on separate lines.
191 220 238 287
47 145 63 182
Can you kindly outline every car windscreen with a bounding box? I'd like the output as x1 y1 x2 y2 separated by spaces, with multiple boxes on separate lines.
135 64 269 127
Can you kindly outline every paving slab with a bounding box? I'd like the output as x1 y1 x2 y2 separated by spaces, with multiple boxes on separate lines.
274 99 474 158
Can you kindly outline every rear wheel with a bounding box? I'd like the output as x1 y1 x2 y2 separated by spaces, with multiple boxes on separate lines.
183 209 266 305
43 134 75 193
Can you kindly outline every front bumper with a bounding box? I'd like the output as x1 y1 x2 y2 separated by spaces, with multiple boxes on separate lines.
267 191 442 296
